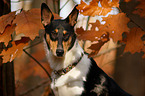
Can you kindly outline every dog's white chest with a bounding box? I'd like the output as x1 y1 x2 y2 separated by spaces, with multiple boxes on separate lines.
50 55 91 96
51 68 86 96
51 80 84 96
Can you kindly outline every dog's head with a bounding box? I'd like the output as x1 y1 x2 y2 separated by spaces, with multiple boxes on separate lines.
41 3 79 57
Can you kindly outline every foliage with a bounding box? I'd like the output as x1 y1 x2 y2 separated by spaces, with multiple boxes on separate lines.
0 0 145 63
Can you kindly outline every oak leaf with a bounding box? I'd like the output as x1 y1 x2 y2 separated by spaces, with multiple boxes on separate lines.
124 27 145 57
101 13 130 42
13 8 61 41
76 20 106 41
13 9 44 40
76 13 130 42
77 0 119 16
0 24 16 46
0 37 30 63
88 33 110 57
0 12 16 34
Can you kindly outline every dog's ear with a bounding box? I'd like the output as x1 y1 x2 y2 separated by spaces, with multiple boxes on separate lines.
41 3 54 26
65 5 79 27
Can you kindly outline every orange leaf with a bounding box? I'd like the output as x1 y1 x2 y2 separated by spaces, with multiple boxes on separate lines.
77 0 119 16
0 12 16 34
76 20 106 41
88 33 110 57
0 24 16 46
76 13 130 42
124 27 145 55
101 13 130 42
0 37 30 63
13 8 61 40
13 9 44 40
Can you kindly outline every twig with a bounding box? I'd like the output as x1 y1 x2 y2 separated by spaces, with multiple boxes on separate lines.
127 14 145 31
82 16 91 50
24 40 43 50
59 0 70 13
92 43 125 58
23 49 52 82
19 79 50 96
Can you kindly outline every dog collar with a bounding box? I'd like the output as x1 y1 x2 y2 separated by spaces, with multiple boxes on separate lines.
53 53 84 76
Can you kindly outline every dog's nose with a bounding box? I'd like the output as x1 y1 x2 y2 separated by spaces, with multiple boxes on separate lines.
56 49 64 57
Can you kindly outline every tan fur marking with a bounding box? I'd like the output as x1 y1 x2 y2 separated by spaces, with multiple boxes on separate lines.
63 37 72 54
55 29 58 33
50 40 58 55
63 30 67 34
46 34 58 55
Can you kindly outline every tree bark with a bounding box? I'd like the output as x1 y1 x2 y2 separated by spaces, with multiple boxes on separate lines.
0 0 15 96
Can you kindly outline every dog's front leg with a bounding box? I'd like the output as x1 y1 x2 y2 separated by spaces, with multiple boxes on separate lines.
56 80 84 96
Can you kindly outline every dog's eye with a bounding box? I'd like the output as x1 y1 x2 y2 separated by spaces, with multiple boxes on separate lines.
63 33 69 41
51 31 58 39
63 33 69 37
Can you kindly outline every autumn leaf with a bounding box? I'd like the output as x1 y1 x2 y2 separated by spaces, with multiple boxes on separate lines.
76 13 130 42
0 12 16 34
133 0 145 18
0 24 16 46
88 33 110 57
124 27 145 57
76 20 106 41
101 13 130 42
0 37 30 63
77 0 119 16
13 9 44 40
13 8 61 41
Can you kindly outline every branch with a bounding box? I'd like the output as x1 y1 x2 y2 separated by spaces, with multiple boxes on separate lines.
127 14 145 31
23 49 52 82
92 43 124 58
59 0 70 13
24 40 43 50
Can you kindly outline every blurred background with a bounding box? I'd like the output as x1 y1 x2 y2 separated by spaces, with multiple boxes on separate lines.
1 0 144 96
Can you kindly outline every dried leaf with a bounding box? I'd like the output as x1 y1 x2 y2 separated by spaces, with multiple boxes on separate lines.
0 12 16 34
0 24 16 46
77 0 119 16
13 8 61 40
13 9 44 40
0 37 30 63
76 13 130 42
101 13 130 42
76 20 106 41
124 27 145 55
88 33 110 57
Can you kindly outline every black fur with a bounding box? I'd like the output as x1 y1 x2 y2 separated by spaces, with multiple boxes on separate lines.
81 58 132 96
41 3 132 96
44 19 77 51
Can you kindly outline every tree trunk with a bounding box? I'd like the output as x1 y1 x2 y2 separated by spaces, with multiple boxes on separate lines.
0 0 15 96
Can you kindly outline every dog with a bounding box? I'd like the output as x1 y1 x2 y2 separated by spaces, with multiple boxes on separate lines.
41 3 132 96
